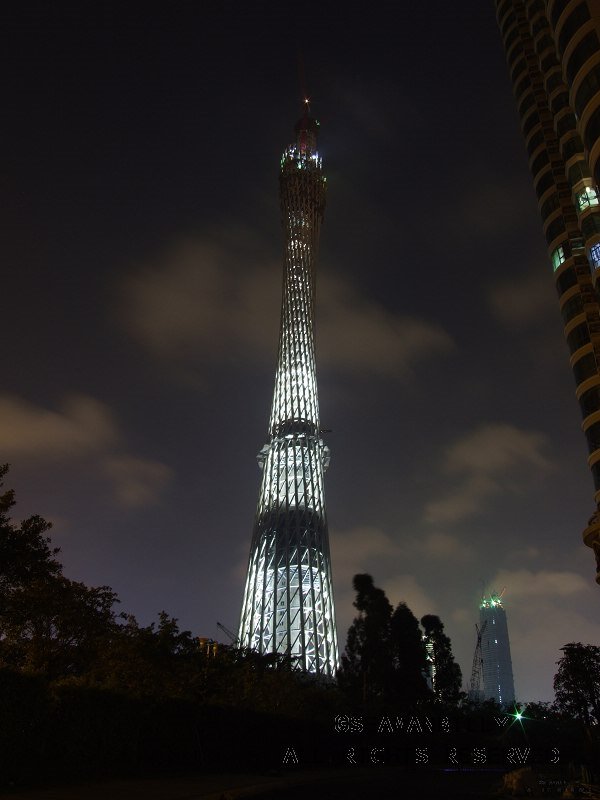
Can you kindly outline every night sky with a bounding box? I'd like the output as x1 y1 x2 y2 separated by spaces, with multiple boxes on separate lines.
4 2 600 703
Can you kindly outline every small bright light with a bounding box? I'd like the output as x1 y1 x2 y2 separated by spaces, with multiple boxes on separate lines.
515 711 523 720
304 98 310 104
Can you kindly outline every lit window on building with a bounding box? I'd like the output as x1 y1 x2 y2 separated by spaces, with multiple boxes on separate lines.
589 243 600 270
577 186 600 211
552 245 566 271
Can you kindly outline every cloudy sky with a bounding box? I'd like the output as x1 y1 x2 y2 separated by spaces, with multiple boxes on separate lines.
4 1 600 702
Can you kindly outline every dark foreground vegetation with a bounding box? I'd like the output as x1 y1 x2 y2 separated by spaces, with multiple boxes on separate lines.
0 465 598 792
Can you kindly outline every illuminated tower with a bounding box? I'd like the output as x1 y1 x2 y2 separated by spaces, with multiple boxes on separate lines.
238 108 338 676
479 592 516 706
495 0 600 583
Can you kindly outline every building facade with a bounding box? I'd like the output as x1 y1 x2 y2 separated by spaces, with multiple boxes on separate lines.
480 593 516 706
495 0 600 582
423 634 437 692
237 110 339 676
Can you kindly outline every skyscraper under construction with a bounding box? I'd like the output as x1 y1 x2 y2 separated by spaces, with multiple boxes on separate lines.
237 108 338 676
480 593 516 706
495 0 600 582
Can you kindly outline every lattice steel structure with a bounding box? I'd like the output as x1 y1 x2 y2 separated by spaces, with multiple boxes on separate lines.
238 110 338 676
468 620 487 702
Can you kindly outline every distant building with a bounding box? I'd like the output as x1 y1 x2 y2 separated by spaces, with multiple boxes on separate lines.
423 633 436 692
480 593 516 706
494 0 600 583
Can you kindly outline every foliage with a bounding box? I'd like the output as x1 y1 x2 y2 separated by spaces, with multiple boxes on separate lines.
421 613 463 705
84 611 204 698
554 642 600 729
0 464 61 592
390 602 430 705
2 575 119 679
338 574 431 709
0 463 341 710
0 465 120 679
339 574 394 703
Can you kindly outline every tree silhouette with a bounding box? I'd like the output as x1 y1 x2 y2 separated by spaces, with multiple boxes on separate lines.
339 574 431 708
421 613 463 705
340 574 393 704
0 464 61 589
0 464 120 679
554 642 600 728
390 602 430 706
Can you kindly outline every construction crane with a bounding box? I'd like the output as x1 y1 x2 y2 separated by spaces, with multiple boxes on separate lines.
469 620 487 700
216 621 239 646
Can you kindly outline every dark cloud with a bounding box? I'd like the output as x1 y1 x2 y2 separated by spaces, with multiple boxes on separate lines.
424 423 553 524
121 234 454 379
488 270 556 329
0 394 172 510
0 394 117 458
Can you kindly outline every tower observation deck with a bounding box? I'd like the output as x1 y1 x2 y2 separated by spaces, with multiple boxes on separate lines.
238 109 339 676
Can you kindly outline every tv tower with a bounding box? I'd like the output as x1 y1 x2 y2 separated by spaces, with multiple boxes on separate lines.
238 104 339 676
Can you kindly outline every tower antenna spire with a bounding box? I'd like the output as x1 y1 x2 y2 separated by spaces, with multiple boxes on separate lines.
297 48 311 113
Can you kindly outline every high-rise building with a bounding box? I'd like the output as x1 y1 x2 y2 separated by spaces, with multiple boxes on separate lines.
423 634 437 692
480 592 516 706
495 0 600 583
237 108 338 676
